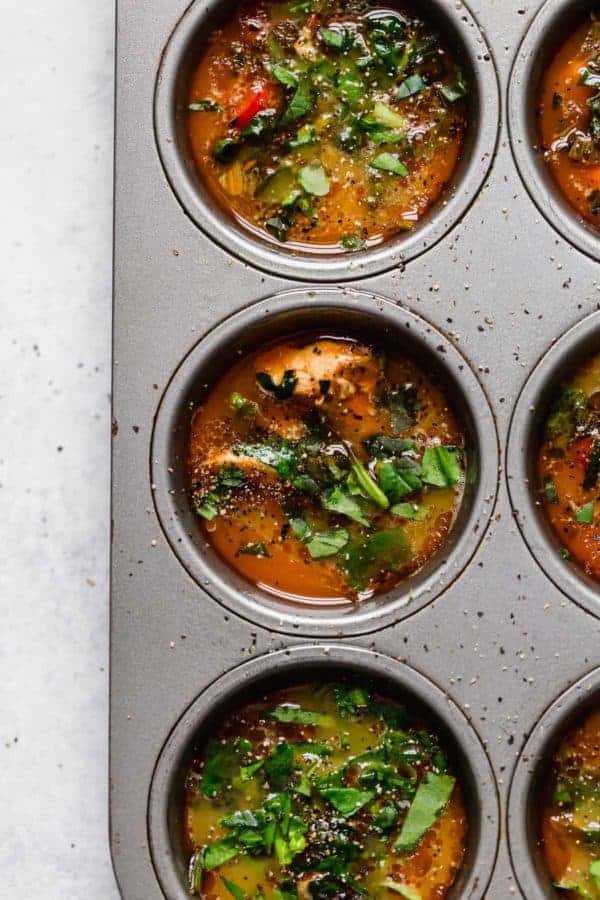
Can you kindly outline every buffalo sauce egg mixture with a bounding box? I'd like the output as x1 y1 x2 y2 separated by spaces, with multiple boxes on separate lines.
538 351 600 578
538 14 600 228
540 710 600 899
188 335 466 605
184 683 468 899
186 0 467 250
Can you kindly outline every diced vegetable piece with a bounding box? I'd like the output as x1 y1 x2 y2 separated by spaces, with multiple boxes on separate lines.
297 162 330 196
372 101 407 130
397 74 426 98
439 69 468 103
371 152 409 176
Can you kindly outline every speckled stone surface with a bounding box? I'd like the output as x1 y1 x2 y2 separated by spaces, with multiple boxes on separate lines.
0 2 120 896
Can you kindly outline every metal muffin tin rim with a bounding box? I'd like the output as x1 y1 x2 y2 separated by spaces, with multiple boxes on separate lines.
506 309 600 620
153 0 500 282
508 0 600 263
147 643 501 900
150 286 499 638
507 665 600 899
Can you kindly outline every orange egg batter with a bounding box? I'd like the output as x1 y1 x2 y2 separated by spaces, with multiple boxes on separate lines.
184 683 468 899
188 333 466 606
540 709 600 899
538 16 600 228
186 0 467 251
538 351 600 578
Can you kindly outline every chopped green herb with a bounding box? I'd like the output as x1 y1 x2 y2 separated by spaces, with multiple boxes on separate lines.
306 528 350 559
229 392 257 416
349 459 389 508
370 152 409 176
318 786 375 817
214 138 241 162
420 446 463 487
241 109 278 140
372 101 407 131
576 501 595 525
589 189 600 214
189 849 203 894
340 528 411 591
240 759 264 780
390 502 429 520
380 881 421 899
222 877 246 900
189 99 222 112
546 388 588 441
256 369 298 399
318 27 351 51
366 435 417 457
544 479 559 504
286 124 316 149
218 465 246 488
340 233 366 251
195 493 220 521
289 517 310 540
395 772 455 853
334 684 370 717
240 542 271 557
397 74 426 98
269 706 324 725
584 439 600 489
265 743 295 786
385 385 418 432
322 485 370 526
439 69 468 103
272 64 299 88
377 459 422 502
203 838 239 869
280 79 313 125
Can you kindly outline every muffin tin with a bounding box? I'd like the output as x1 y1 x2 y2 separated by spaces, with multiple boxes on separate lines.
111 0 600 897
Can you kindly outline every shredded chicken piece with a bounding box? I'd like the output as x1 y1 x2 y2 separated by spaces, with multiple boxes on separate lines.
254 339 382 407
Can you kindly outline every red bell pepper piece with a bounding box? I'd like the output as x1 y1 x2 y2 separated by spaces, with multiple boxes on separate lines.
232 87 268 130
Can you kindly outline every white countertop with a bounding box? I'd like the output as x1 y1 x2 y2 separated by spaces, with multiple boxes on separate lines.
1 2 120 895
